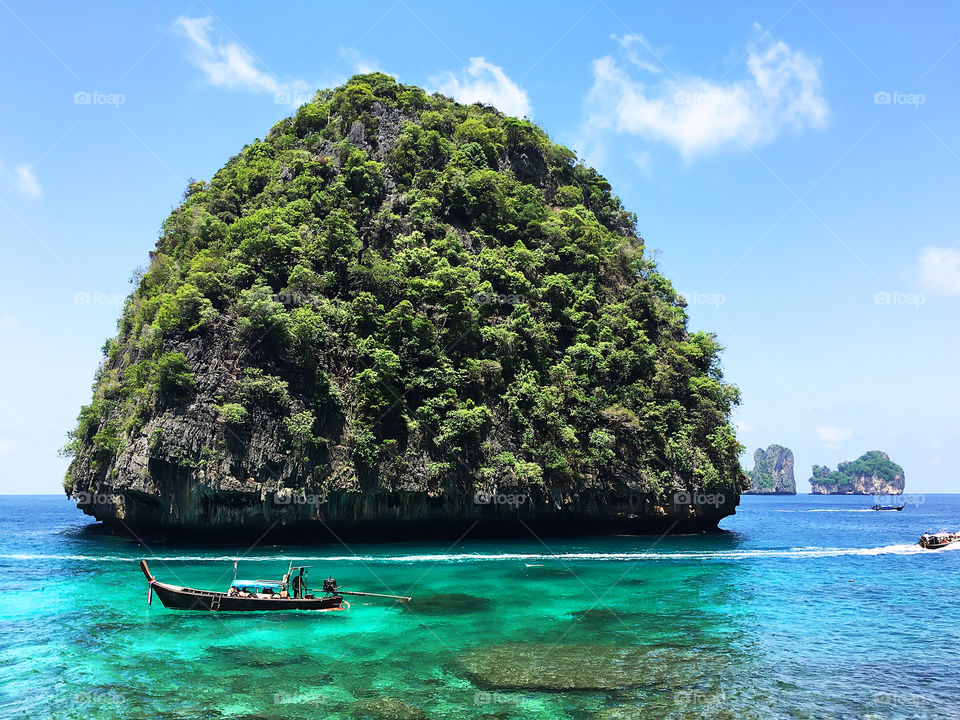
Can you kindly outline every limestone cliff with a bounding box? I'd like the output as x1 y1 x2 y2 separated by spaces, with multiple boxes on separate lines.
809 451 904 495
63 74 746 539
745 445 795 494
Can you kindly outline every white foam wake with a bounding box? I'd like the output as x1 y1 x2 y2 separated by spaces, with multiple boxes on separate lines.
774 508 877 513
2 542 956 564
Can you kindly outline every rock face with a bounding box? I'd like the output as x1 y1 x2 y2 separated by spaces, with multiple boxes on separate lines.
63 74 746 539
809 451 905 495
745 445 795 494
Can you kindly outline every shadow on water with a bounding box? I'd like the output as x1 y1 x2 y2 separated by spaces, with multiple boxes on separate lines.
404 593 493 615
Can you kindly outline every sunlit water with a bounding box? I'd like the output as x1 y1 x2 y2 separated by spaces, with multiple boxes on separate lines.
1 494 958 719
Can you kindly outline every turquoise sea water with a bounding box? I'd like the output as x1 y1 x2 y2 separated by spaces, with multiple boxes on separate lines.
1 494 959 719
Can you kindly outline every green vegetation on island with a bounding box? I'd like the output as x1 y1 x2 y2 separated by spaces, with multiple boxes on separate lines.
63 73 745 532
810 450 905 495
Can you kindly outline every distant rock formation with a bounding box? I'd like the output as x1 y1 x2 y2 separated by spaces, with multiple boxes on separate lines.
745 445 796 494
809 451 905 495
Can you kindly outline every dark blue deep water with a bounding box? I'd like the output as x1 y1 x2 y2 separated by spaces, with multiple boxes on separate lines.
1 494 958 719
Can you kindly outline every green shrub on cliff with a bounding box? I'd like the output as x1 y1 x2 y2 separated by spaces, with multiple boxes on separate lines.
215 403 249 425
65 73 746 502
155 352 194 398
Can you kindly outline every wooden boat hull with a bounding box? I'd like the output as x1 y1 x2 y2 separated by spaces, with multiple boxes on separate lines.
140 561 345 612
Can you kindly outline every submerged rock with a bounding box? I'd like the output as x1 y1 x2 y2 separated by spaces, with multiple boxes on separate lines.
461 643 702 692
596 706 652 720
568 607 647 628
351 697 426 720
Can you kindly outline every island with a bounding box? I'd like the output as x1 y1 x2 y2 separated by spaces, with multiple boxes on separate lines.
61 73 747 539
744 445 796 494
809 451 905 495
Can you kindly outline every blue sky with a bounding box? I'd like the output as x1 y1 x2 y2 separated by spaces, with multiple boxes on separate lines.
1 1 958 494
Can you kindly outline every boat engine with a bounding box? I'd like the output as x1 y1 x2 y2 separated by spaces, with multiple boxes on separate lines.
322 578 339 595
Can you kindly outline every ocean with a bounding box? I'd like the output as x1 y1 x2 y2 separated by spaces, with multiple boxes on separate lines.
1 494 958 719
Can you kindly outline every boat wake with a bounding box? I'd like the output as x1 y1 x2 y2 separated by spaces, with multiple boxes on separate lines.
4 542 958 564
774 508 877 513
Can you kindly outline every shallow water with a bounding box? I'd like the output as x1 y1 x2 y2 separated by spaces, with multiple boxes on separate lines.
1 494 958 718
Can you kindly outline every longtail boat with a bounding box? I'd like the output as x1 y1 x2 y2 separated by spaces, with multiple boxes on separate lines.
139 560 411 612
918 531 959 550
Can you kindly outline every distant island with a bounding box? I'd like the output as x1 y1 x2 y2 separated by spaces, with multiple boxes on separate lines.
745 445 796 494
809 451 905 495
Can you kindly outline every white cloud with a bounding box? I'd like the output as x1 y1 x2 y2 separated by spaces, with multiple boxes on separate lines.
584 31 828 158
14 164 41 197
613 33 665 75
735 421 753 434
915 245 960 295
434 57 531 118
337 46 388 77
177 16 214 54
175 16 309 105
817 426 852 444
0 440 12 454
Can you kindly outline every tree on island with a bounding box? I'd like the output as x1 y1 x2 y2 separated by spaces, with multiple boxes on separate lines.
809 451 904 494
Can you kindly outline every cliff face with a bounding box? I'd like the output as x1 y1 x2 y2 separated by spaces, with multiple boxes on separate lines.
809 451 904 495
64 74 746 539
745 445 795 494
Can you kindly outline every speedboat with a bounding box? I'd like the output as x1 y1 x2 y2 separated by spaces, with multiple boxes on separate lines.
918 531 959 550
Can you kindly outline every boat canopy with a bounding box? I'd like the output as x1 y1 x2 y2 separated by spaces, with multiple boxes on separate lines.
230 580 284 592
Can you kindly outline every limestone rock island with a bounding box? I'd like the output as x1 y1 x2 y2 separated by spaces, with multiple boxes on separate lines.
809 451 905 495
745 445 796 494
63 74 747 539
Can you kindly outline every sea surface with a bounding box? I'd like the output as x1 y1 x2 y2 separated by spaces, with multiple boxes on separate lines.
1 494 959 719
